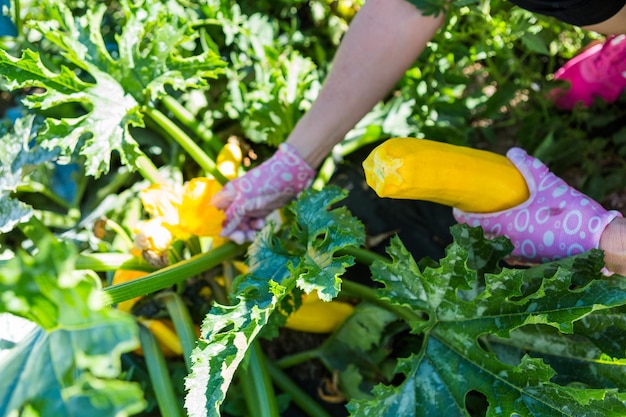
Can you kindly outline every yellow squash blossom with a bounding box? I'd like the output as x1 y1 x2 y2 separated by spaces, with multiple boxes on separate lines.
216 141 243 180
176 178 225 239
139 184 180 220
134 142 242 253
134 217 175 255
136 178 225 246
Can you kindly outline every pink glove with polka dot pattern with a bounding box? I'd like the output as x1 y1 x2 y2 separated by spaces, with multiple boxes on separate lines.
211 143 315 243
453 147 622 264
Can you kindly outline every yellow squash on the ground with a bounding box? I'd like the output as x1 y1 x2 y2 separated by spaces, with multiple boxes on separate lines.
285 291 355 334
362 138 530 213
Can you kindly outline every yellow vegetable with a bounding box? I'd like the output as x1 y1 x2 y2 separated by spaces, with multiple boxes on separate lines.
112 268 149 312
362 138 530 213
285 291 355 334
216 141 243 180
139 318 184 357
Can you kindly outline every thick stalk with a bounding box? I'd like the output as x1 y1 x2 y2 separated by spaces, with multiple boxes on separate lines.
144 107 228 184
266 360 334 417
339 245 390 266
238 342 280 417
135 153 164 184
13 0 21 35
75 252 155 272
161 95 222 157
274 348 322 369
159 292 198 371
341 279 427 323
138 324 185 417
101 242 245 306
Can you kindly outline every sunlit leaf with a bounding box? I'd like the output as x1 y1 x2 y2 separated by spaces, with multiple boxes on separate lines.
185 186 364 417
0 115 58 232
0 237 145 416
0 0 225 177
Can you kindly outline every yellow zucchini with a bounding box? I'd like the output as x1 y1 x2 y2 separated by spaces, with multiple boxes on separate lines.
285 291 354 334
362 138 530 213
112 268 149 312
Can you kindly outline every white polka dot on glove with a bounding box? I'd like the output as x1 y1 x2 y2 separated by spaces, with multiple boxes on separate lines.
453 147 622 264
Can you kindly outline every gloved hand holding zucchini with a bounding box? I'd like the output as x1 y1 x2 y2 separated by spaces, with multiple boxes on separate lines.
363 138 623 267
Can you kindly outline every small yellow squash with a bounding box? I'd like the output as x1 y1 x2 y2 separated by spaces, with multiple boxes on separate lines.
285 291 355 334
362 138 530 213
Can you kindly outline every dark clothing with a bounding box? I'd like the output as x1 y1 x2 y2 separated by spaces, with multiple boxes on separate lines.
506 0 626 26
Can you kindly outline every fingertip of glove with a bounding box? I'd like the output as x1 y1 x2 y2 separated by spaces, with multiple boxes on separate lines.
210 189 235 208
228 230 247 245
219 213 241 239
506 147 528 163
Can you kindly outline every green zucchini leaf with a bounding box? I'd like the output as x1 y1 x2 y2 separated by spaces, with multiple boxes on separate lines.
185 186 364 417
0 115 58 233
0 0 225 177
348 225 626 416
0 236 144 416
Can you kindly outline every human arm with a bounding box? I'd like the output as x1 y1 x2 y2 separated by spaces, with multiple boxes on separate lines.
212 0 446 240
287 0 445 168
600 217 626 275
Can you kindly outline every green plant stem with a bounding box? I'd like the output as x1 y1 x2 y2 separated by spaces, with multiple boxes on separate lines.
312 156 336 190
13 0 21 35
138 324 185 417
239 342 280 417
16 181 72 211
103 218 135 251
312 130 383 189
75 252 155 272
339 245 390 265
159 291 197 371
341 279 426 323
265 360 334 417
338 130 383 156
102 242 246 306
135 153 163 184
161 95 222 157
274 348 322 369
144 106 229 184
186 235 203 257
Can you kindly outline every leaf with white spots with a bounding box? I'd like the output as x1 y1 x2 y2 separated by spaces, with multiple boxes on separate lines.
185 186 364 417
348 225 626 416
0 0 225 177
0 115 59 232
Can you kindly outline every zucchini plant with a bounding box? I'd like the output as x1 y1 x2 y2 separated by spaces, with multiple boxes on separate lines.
1 1 626 417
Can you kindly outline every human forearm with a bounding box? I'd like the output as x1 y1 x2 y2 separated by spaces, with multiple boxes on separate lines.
600 217 626 275
287 0 445 168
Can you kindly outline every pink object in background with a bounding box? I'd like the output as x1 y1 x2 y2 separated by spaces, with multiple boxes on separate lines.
549 35 626 110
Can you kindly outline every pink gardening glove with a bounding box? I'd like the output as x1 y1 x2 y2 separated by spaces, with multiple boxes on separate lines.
211 143 315 243
454 147 622 264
